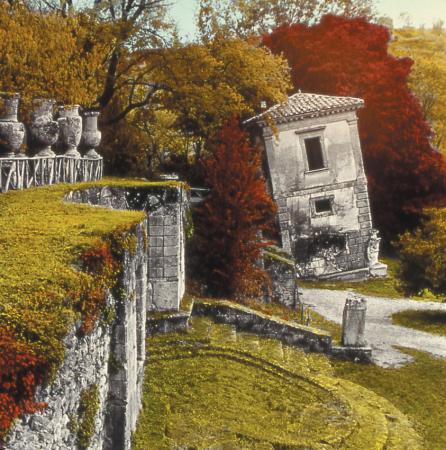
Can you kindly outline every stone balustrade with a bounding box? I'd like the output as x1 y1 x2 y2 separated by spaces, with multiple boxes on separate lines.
0 92 103 192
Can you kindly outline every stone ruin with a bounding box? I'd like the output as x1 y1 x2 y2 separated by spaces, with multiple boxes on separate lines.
246 92 388 281
0 92 103 193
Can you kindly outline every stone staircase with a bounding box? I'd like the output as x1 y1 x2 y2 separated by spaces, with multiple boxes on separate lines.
147 316 422 449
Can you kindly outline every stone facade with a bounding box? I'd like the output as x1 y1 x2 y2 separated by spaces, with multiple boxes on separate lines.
247 93 387 280
147 201 186 311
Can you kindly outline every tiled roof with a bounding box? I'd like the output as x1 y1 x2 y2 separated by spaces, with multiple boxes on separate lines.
246 92 364 125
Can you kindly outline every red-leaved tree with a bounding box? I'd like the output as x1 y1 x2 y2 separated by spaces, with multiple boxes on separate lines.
194 117 277 299
264 15 446 240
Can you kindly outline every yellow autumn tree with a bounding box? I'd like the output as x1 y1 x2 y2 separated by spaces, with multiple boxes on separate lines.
390 27 446 153
0 2 114 112
150 37 291 142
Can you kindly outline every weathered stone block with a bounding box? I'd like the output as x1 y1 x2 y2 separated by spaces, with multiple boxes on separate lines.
164 246 178 257
342 293 367 347
148 225 163 236
148 267 163 279
165 256 178 267
148 256 163 269
148 247 163 258
150 237 163 247
151 280 180 311
163 215 177 226
163 225 178 236
147 216 163 226
164 235 177 246
164 266 179 278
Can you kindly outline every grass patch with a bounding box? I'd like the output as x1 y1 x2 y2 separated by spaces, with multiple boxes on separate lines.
392 310 446 337
333 349 446 450
133 317 353 449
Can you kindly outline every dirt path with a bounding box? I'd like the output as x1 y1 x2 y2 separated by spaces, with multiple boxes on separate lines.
300 288 446 367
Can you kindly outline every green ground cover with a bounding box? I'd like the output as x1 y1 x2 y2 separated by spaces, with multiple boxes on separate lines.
333 349 446 450
134 315 421 449
285 303 446 450
392 310 446 337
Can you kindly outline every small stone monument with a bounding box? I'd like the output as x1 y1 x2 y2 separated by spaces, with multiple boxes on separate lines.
342 293 367 347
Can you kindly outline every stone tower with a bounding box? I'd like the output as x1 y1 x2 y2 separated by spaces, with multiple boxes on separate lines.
246 92 387 280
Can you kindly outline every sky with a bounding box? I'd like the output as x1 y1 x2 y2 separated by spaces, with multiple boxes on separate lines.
170 0 446 37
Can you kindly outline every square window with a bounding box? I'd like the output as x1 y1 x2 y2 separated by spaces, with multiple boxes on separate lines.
314 198 332 213
304 137 325 171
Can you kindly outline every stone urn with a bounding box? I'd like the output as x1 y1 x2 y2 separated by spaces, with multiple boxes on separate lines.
29 98 58 157
58 105 82 158
81 111 101 159
0 92 25 158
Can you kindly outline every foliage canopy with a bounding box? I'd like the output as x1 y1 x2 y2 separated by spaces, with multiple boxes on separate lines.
194 118 276 299
264 15 446 239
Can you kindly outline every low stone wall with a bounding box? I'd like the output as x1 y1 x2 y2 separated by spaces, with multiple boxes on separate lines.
6 221 148 450
146 311 191 335
192 300 332 353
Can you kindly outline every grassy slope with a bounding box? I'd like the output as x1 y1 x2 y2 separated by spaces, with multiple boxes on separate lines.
333 350 446 450
299 303 446 450
0 178 180 370
222 297 446 449
135 316 421 449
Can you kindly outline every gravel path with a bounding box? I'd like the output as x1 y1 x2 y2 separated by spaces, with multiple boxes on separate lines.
300 288 446 367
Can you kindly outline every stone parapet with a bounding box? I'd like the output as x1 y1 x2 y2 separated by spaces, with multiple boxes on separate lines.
6 221 148 450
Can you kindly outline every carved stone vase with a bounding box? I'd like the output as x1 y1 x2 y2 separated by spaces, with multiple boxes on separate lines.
58 105 82 158
0 92 25 158
29 98 58 157
81 111 101 159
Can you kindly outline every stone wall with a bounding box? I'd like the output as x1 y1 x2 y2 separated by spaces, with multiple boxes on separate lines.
5 184 188 450
263 251 298 309
193 299 332 353
66 184 187 311
6 221 147 450
147 201 186 311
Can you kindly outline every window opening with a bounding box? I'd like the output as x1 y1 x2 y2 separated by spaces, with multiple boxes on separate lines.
314 198 332 214
304 137 325 171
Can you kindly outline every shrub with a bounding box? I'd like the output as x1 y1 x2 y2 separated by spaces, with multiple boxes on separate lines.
397 208 446 294
194 117 276 299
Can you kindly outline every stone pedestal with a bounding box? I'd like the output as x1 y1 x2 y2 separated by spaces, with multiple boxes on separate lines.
342 293 367 347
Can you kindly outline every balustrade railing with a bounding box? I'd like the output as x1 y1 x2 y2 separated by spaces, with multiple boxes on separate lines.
0 92 104 193
0 156 103 193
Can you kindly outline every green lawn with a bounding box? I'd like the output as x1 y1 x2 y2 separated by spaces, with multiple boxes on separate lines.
392 310 446 337
133 317 353 449
333 349 446 450
248 299 446 449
